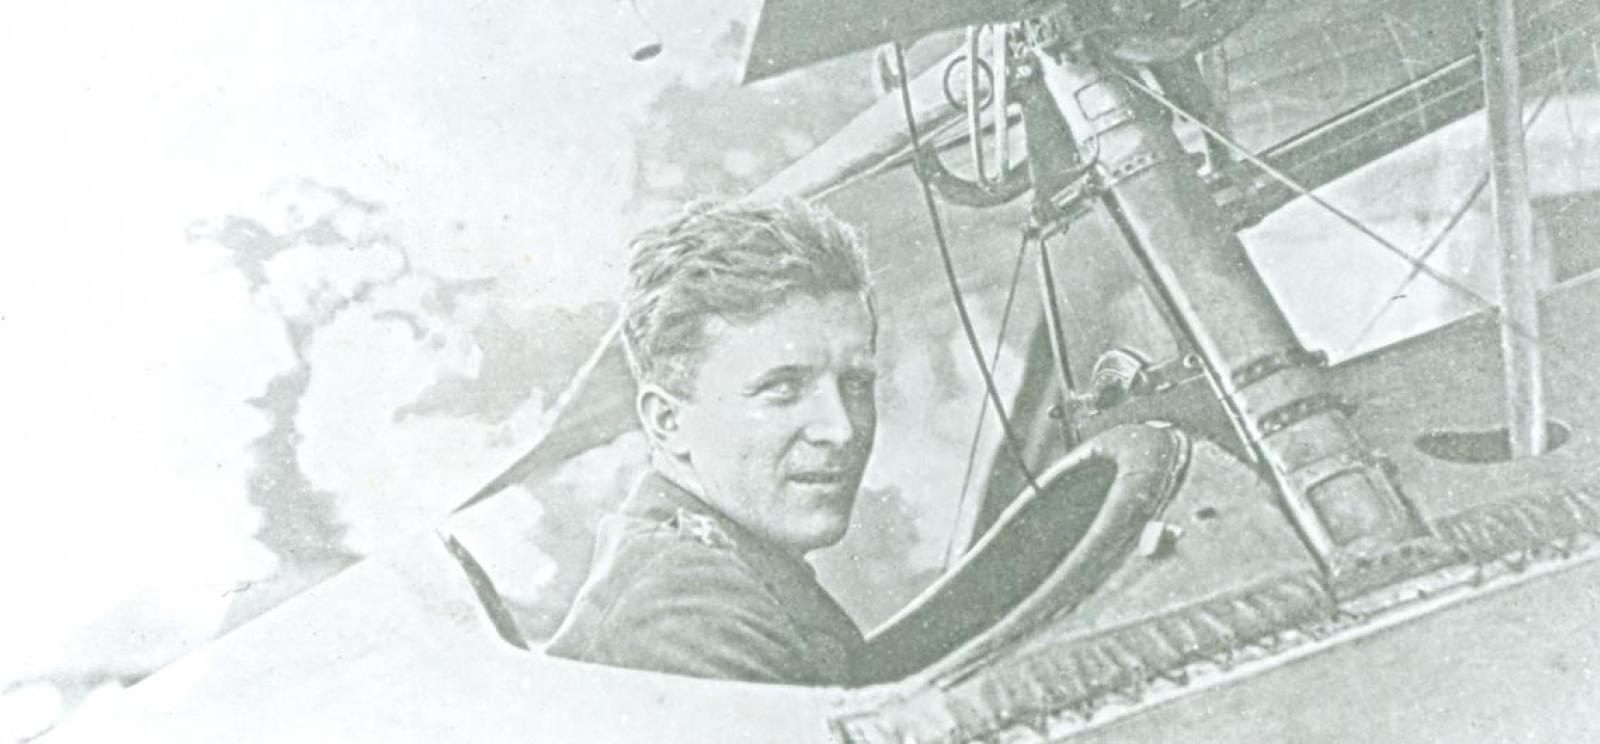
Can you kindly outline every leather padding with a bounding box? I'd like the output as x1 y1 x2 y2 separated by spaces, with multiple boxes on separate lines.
855 423 1190 684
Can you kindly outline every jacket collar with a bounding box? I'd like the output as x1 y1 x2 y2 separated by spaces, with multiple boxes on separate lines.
621 470 816 578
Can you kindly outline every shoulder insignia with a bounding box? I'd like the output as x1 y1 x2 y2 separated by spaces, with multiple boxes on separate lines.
670 508 737 550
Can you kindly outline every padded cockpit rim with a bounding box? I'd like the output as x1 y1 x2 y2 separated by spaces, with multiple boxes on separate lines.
854 424 1192 686
928 425 1190 683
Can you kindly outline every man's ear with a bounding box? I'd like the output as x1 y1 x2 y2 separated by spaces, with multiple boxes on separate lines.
637 383 692 458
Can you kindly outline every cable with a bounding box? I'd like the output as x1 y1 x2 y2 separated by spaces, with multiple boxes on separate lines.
1115 55 1600 441
1116 68 1501 310
892 42 1043 498
1343 172 1490 354
1344 88 1559 354
1112 66 1555 347
945 229 1031 569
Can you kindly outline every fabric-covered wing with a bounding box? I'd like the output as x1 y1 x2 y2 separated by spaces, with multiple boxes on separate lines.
742 0 1038 83
748 0 1599 221
1214 0 1599 222
1221 0 1595 152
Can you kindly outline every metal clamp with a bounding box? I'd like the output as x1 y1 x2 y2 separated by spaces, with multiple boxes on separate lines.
1029 164 1099 231
1232 347 1329 389
1099 151 1169 186
1257 393 1354 436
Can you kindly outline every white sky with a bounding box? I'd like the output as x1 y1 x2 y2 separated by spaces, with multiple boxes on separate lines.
0 0 746 687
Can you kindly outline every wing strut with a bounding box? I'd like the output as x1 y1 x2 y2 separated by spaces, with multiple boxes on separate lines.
1481 0 1550 457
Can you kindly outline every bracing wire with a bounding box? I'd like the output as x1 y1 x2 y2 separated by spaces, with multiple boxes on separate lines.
892 42 1044 498
1111 66 1544 344
1343 172 1491 354
1345 89 1559 354
945 229 1031 570
1116 54 1600 424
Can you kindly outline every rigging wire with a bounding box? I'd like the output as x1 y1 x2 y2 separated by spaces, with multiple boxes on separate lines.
1344 89 1559 355
891 42 1044 500
1117 56 1600 432
927 47 1578 566
1342 173 1491 354
1111 66 1543 343
945 229 1031 570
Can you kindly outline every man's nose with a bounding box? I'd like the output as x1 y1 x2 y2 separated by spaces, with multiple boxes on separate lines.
802 381 860 446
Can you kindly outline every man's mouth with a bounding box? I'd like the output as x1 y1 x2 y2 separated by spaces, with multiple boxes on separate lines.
787 469 853 486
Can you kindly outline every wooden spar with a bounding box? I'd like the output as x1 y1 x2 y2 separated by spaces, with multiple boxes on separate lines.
1481 0 1549 457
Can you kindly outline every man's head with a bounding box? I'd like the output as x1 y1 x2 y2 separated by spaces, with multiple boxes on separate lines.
622 200 877 555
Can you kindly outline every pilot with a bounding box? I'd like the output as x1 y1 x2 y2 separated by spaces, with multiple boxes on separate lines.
545 200 876 686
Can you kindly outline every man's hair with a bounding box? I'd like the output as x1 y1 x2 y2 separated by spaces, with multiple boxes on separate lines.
622 199 874 396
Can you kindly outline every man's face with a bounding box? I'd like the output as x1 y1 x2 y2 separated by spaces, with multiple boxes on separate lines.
673 291 877 555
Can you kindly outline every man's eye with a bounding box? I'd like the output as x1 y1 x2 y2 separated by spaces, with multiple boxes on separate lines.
758 379 803 401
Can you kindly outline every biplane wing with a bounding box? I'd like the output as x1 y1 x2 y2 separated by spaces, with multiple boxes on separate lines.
755 0 1593 213
742 0 1038 84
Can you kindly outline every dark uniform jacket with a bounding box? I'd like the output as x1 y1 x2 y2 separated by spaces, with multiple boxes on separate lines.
544 471 865 686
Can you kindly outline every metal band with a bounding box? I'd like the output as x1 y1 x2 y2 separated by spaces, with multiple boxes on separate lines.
1100 151 1169 185
1232 347 1329 390
1257 393 1353 436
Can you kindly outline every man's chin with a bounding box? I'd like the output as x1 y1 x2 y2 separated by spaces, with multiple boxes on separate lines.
789 508 854 554
793 525 848 554
775 479 861 552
